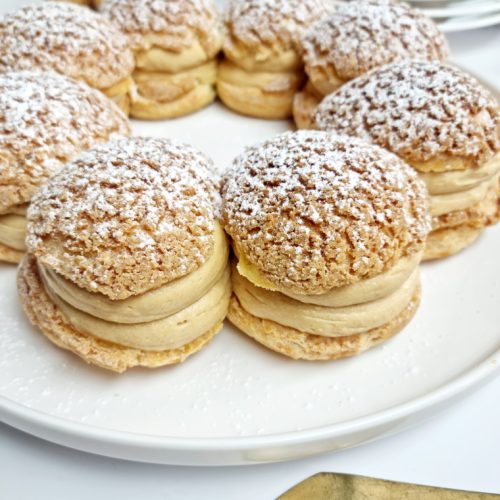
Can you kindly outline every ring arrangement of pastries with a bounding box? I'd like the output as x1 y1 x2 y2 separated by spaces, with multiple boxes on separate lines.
222 131 430 359
0 0 496 371
293 0 449 129
314 61 500 260
18 137 230 372
101 0 223 119
0 2 134 113
0 71 130 264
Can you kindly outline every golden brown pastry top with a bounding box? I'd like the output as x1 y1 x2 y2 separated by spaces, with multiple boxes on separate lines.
27 137 221 301
302 0 448 83
0 71 130 215
0 2 134 89
224 0 332 51
222 131 430 295
315 61 500 169
101 0 222 56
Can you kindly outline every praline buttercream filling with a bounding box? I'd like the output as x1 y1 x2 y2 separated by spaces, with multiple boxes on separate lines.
130 37 221 105
39 223 228 323
38 224 231 351
132 60 217 103
218 59 302 93
418 153 500 219
42 267 231 351
0 205 28 251
233 265 419 337
232 252 421 337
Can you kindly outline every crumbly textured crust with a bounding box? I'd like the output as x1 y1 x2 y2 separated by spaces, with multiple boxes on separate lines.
0 2 134 89
424 225 481 260
224 0 332 50
315 61 500 169
18 255 220 373
228 285 420 360
222 131 431 294
0 71 130 214
0 241 23 264
101 0 221 55
27 137 221 300
302 0 448 84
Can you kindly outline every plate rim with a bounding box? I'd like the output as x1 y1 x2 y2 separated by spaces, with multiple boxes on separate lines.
1 347 498 453
438 11 500 31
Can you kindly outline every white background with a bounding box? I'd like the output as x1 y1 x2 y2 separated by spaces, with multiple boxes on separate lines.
0 1 499 497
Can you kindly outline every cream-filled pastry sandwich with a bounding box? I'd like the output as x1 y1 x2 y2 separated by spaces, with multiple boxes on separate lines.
217 0 333 119
18 137 230 372
101 0 223 120
315 61 500 260
0 2 134 114
293 0 448 129
0 71 130 264
222 131 430 360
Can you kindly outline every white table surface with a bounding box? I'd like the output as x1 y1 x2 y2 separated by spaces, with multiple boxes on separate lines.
0 5 499 497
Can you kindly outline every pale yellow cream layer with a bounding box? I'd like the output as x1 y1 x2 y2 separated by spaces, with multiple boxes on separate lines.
39 223 228 324
224 38 302 72
284 251 422 307
218 59 302 93
136 30 223 66
132 60 217 103
0 212 27 251
43 266 231 351
420 152 500 195
102 76 134 99
235 243 421 307
307 68 344 97
233 267 420 337
135 38 221 72
430 172 499 216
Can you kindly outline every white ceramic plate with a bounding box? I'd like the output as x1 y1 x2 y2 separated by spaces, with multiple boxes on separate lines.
1 99 500 465
420 1 500 19
438 11 500 32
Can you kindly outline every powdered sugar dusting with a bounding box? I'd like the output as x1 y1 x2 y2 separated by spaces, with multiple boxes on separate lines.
302 0 448 82
101 0 221 52
27 137 221 300
315 61 500 168
0 2 134 89
223 131 430 294
0 71 130 214
224 0 333 49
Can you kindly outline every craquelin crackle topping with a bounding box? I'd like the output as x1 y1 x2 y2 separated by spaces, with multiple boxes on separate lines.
302 0 448 82
0 2 134 89
315 61 500 169
27 137 221 300
101 0 221 52
0 71 130 214
224 0 333 49
222 131 430 294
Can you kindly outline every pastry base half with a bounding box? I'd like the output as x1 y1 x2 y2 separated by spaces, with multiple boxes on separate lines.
18 255 222 373
217 79 296 120
131 82 216 120
292 87 321 130
227 284 421 361
424 183 499 260
424 224 482 260
0 241 24 264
